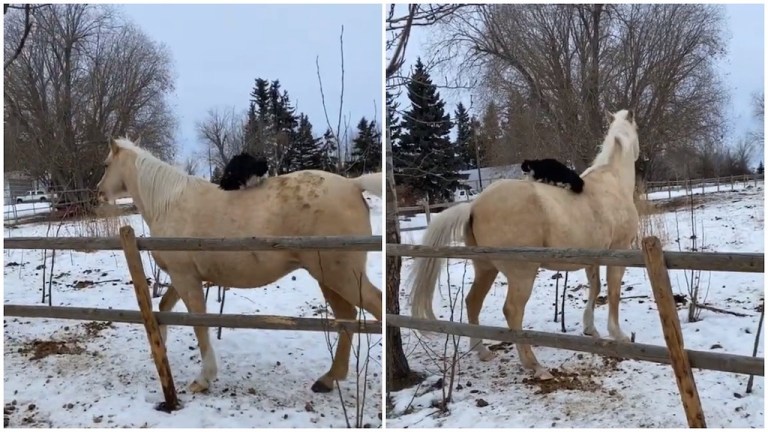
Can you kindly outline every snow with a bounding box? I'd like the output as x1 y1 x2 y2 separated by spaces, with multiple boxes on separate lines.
3 193 382 428
389 183 764 428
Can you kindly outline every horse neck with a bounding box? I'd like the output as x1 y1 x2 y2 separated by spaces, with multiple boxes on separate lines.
131 153 197 227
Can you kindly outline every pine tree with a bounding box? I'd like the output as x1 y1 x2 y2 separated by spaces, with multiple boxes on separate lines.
757 161 764 175
244 78 271 156
349 117 381 175
397 58 460 203
454 102 474 170
210 166 222 184
476 102 501 168
386 91 403 148
287 114 324 171
321 128 340 173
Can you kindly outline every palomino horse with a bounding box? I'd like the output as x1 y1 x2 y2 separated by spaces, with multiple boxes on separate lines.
96 138 383 393
408 109 640 380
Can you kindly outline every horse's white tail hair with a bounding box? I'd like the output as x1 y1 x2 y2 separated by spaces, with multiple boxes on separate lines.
351 172 382 198
409 202 472 320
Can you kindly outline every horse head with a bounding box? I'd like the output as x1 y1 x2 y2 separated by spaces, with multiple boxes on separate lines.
605 109 640 162
96 138 137 202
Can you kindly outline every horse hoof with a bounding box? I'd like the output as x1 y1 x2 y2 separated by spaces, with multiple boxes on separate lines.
534 369 554 381
189 379 209 393
311 380 333 393
583 329 601 338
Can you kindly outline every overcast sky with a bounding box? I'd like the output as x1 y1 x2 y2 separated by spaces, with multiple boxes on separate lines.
120 4 382 167
391 4 764 157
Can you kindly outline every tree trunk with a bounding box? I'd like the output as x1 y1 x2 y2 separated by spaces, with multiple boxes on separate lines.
385 128 422 391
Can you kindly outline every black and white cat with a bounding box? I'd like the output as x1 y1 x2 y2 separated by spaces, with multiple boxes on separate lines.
218 152 270 191
521 158 584 193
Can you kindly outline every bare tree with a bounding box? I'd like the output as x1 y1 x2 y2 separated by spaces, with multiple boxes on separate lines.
430 4 728 179
182 156 200 176
196 106 246 170
749 91 764 154
4 4 176 205
385 3 466 391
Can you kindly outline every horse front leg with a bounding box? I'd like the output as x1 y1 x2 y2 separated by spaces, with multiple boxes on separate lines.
606 265 630 342
582 265 602 338
171 273 217 393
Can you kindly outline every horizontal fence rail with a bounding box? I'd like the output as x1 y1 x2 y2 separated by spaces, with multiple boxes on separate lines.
4 235 382 252
387 244 764 273
5 305 382 334
386 315 763 376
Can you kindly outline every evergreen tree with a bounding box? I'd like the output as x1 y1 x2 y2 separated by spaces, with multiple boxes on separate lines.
210 166 222 184
244 78 272 156
386 90 403 148
287 114 324 171
397 58 460 203
454 102 474 169
349 117 381 175
757 161 764 175
476 102 501 168
320 128 340 173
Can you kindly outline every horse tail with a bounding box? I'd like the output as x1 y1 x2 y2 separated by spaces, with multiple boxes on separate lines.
409 202 472 320
351 172 382 198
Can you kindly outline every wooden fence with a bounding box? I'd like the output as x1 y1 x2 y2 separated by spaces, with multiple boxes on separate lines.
396 174 763 233
4 229 383 412
385 237 764 428
645 173 763 197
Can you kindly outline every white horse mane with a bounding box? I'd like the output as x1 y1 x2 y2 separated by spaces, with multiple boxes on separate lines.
114 138 208 223
581 110 639 177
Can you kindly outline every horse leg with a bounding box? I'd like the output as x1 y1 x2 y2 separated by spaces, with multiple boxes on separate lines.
158 285 180 343
499 264 552 380
465 261 498 361
311 284 357 393
606 265 630 342
582 265 602 338
171 274 217 392
308 253 382 321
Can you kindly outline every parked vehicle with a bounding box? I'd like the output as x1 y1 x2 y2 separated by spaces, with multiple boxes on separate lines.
16 190 57 203
454 188 478 202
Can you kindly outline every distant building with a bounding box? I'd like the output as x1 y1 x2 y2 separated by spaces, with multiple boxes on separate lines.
458 163 524 193
4 171 38 205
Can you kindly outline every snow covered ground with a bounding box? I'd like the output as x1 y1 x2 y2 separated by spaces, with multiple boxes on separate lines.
3 193 382 428
389 183 764 428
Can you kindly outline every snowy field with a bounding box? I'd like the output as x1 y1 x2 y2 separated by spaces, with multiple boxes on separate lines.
3 193 382 428
389 183 764 428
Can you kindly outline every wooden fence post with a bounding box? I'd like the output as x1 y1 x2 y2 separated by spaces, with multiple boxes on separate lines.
731 175 734 191
716 177 719 192
424 199 431 224
119 226 180 412
642 236 706 428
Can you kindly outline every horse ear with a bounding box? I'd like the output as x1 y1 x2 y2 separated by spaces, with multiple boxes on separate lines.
134 136 142 147
109 138 120 155
604 109 614 123
626 109 635 123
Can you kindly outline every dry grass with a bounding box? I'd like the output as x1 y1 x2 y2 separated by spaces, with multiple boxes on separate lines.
70 205 129 250
634 182 669 248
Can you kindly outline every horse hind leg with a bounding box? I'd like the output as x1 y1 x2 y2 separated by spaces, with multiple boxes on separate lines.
158 285 181 343
582 265 602 338
606 265 630 342
170 273 217 393
311 284 357 393
498 263 553 380
465 261 498 361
